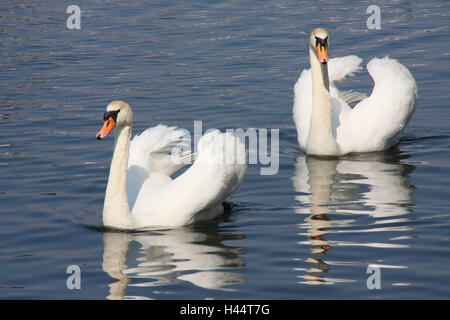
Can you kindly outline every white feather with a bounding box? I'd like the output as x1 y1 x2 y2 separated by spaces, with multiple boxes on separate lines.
293 55 417 155
130 127 247 227
99 101 247 229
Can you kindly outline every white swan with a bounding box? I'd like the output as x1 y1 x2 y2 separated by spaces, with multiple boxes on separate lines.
293 28 418 156
96 101 247 229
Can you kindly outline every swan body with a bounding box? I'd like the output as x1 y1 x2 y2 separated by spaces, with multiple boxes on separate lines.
96 101 247 229
293 28 418 156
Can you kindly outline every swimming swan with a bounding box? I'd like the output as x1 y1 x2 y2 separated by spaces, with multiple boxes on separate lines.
293 28 418 156
96 101 247 229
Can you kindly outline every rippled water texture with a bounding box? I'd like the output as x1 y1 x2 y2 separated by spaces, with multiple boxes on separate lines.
0 1 449 299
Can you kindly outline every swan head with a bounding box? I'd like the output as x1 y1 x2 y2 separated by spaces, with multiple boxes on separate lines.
310 28 329 64
96 100 133 140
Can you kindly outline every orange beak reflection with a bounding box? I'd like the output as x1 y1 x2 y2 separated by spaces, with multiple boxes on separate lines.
316 44 328 64
96 117 116 140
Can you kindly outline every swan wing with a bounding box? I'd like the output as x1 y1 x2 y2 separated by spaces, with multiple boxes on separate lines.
328 55 367 105
128 124 190 175
335 57 418 154
132 130 247 227
328 55 363 82
127 124 191 211
339 90 368 105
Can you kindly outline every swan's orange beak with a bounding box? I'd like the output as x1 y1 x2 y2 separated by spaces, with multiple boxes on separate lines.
316 43 328 64
96 117 116 140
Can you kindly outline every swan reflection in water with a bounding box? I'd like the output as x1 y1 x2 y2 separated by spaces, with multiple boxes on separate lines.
291 150 416 285
102 224 245 299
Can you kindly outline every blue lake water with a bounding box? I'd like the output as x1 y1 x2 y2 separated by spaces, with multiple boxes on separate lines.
0 0 449 299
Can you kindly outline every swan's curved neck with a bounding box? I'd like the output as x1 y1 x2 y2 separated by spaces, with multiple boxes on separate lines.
103 125 133 229
307 47 338 155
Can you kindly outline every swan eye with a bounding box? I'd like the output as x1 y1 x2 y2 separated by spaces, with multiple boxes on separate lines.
103 110 120 122
315 36 328 48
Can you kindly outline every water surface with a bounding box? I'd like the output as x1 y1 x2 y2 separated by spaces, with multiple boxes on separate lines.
0 0 449 299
